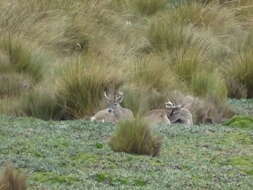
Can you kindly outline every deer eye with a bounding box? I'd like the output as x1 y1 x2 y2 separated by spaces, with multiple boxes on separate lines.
108 108 113 113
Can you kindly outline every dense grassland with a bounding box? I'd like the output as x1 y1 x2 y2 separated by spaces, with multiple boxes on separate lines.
0 100 252 189
0 0 253 121
0 0 253 189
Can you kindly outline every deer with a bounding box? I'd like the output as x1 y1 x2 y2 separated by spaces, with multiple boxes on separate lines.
90 90 134 124
165 100 193 126
143 101 173 126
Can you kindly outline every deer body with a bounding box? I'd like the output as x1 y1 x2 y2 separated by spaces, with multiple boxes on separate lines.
144 109 171 126
166 102 193 126
91 91 134 124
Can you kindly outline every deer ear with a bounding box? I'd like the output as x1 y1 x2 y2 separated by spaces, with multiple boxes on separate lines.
116 91 124 103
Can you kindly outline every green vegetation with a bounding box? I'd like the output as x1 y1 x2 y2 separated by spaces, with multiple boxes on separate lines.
109 119 162 156
224 115 253 129
55 57 123 118
0 2 253 189
0 114 252 189
0 0 252 121
228 156 253 175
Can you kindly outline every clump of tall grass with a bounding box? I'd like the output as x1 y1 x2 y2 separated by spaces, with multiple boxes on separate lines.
124 55 185 115
121 86 168 116
147 16 195 52
20 87 63 120
172 48 206 83
111 0 166 15
191 70 228 103
130 55 182 91
0 1 103 56
129 0 166 16
55 56 123 118
169 1 239 30
225 51 253 98
0 163 27 190
0 37 44 83
0 97 21 116
0 73 31 98
108 118 163 157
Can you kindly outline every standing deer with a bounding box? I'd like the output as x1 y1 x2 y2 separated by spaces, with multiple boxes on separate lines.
90 91 134 124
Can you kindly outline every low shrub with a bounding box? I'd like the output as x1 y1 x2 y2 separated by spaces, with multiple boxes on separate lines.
108 118 163 157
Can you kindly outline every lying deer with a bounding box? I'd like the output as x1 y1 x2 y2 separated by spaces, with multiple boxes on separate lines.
143 101 172 126
90 91 134 124
165 100 193 126
144 100 193 126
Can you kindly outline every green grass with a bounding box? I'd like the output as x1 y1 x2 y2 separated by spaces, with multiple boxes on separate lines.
109 119 162 156
0 0 253 120
0 114 252 189
0 37 44 83
224 115 253 129
55 57 123 118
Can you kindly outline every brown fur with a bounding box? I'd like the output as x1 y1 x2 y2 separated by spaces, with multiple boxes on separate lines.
169 91 234 124
144 109 171 126
0 164 26 190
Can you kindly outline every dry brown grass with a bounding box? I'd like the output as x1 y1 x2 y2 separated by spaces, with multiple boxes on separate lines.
0 0 252 122
0 164 26 190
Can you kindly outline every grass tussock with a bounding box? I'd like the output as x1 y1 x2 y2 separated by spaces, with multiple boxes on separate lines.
191 70 228 103
0 97 21 116
55 56 123 118
0 73 32 98
20 87 62 120
111 0 166 15
147 16 195 52
109 118 163 157
130 55 181 91
226 51 253 98
0 37 44 83
129 0 166 16
0 163 27 190
121 87 168 116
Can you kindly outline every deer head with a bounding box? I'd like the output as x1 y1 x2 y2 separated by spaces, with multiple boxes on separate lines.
104 90 124 110
90 90 132 124
164 99 182 116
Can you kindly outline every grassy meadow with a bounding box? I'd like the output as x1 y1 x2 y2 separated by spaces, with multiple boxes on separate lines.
0 100 252 189
0 0 253 189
